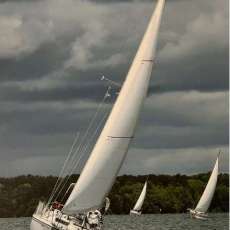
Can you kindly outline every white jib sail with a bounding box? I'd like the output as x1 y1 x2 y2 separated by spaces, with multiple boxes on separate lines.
133 181 147 212
63 0 165 214
195 155 219 213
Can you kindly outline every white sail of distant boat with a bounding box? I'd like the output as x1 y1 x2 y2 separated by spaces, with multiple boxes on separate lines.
30 0 165 229
130 181 147 215
188 153 220 220
104 197 110 213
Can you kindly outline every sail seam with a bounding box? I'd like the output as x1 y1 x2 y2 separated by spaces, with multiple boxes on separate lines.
107 136 134 139
142 59 154 62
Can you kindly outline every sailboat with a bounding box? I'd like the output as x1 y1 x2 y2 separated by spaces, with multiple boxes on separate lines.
130 181 147 216
188 152 220 220
30 0 165 229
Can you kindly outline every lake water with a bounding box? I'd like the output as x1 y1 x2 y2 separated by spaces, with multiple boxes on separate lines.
0 213 228 230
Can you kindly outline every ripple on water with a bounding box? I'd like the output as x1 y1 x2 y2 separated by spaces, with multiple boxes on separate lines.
0 213 228 230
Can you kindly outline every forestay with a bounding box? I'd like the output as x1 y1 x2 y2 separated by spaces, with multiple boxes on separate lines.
195 155 219 213
133 181 147 212
63 0 165 214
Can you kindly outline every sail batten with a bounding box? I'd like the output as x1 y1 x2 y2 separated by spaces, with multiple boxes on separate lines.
63 0 165 214
195 155 219 213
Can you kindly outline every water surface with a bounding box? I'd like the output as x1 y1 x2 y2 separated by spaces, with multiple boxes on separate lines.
0 213 228 230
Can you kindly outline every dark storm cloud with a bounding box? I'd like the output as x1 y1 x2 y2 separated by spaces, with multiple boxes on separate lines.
0 0 41 2
0 41 70 82
0 100 111 135
133 90 229 149
0 0 174 3
151 48 229 94
0 83 109 102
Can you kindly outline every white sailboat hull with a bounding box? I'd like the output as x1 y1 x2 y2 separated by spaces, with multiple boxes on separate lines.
189 209 208 220
130 210 141 216
31 220 86 230
193 215 208 220
31 212 98 230
31 216 54 230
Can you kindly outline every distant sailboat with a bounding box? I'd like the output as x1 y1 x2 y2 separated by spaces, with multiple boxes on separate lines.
30 0 165 229
188 152 220 220
130 181 147 216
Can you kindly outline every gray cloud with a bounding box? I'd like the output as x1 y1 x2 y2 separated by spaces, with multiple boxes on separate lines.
121 146 229 175
134 91 229 149
1 146 228 177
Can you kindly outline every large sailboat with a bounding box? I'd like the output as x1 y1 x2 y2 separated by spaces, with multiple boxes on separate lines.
30 0 165 229
130 181 147 216
188 153 220 220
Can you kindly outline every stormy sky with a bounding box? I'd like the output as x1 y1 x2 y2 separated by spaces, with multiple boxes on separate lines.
0 0 228 177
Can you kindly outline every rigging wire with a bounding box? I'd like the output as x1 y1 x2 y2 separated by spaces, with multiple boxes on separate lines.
47 132 80 206
58 106 111 204
48 86 111 205
55 91 111 203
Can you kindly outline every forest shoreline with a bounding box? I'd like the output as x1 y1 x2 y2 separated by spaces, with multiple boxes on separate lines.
0 173 228 217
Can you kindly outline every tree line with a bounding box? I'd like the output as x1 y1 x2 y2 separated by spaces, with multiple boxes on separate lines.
0 173 228 217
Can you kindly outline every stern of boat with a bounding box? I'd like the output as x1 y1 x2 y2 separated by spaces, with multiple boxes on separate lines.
188 209 208 220
193 213 208 220
31 214 52 230
130 210 141 216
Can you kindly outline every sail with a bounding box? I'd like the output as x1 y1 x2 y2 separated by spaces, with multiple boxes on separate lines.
195 155 219 213
104 197 110 213
133 181 147 211
63 0 165 214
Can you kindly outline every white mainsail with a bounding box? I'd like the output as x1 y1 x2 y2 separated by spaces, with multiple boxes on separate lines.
132 181 147 212
63 0 165 214
195 155 219 213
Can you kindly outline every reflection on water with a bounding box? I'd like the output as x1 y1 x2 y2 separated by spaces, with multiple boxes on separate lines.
0 213 228 230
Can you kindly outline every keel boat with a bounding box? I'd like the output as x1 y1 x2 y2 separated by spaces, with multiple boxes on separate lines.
130 181 147 216
188 152 220 220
